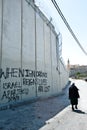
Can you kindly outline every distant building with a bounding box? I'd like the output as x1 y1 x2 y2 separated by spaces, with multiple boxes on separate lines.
69 64 87 77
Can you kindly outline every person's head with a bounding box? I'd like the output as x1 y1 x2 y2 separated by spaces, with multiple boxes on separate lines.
72 83 75 86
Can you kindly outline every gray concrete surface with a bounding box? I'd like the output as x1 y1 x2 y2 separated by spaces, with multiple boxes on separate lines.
40 79 87 130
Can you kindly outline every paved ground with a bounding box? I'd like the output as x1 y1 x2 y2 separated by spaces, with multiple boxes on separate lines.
40 79 87 130
0 79 87 130
0 81 70 130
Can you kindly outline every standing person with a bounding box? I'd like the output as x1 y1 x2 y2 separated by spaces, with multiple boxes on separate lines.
69 83 80 111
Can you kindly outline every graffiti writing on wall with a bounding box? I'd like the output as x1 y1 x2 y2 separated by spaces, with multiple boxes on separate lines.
38 85 50 92
0 68 47 79
0 68 49 102
1 81 29 102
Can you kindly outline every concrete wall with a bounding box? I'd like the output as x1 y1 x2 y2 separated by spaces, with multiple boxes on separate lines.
0 0 69 106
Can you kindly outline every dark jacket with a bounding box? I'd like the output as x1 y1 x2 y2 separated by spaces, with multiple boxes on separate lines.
69 83 80 105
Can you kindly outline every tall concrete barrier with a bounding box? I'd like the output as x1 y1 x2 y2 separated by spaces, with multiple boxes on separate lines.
0 0 69 107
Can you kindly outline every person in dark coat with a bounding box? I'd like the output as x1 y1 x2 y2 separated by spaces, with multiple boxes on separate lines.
69 83 80 111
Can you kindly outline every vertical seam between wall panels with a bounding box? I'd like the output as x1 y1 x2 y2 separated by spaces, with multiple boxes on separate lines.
0 0 3 69
43 19 45 96
56 35 59 92
35 10 37 97
56 36 60 93
43 22 45 73
21 0 23 100
0 0 3 91
50 27 53 94
58 36 61 91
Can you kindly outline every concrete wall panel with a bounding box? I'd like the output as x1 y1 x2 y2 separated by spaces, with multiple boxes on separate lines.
0 0 2 101
44 24 52 96
0 0 22 104
36 13 44 70
22 0 36 99
0 0 2 64
51 31 59 94
2 0 21 67
0 0 69 106
36 13 49 97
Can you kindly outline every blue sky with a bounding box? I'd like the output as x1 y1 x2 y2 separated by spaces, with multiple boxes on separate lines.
35 0 87 65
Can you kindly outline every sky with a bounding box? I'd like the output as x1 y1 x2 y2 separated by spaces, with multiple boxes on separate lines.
35 0 87 65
